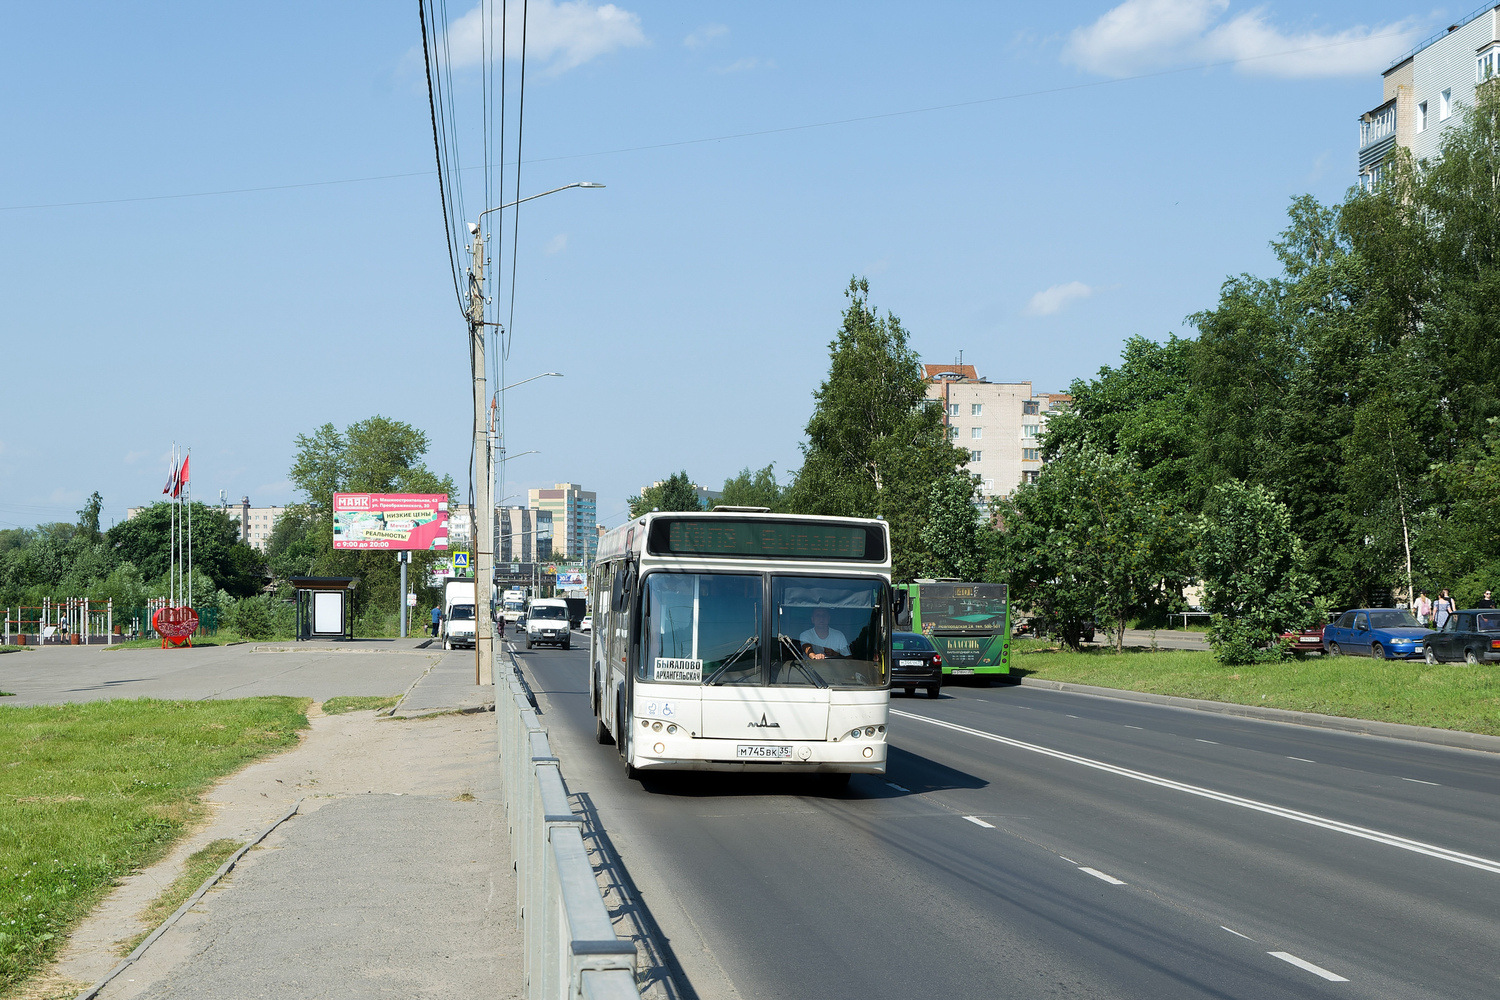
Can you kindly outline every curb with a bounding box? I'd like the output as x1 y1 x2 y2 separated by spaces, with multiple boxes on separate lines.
1017 677 1500 754
384 703 496 721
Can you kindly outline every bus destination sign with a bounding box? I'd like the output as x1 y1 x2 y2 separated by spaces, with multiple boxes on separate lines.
651 518 882 561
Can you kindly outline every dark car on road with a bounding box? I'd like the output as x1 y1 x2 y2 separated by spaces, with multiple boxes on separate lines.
1323 608 1430 660
1423 609 1500 664
892 631 942 698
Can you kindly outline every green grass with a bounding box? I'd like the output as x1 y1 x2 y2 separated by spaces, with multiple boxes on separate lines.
1009 640 1500 736
0 647 28 656
0 698 308 994
114 838 242 957
321 695 400 715
102 636 243 651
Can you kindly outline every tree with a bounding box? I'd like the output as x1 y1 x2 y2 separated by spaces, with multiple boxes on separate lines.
628 471 703 518
990 446 1185 651
785 277 972 580
719 464 783 510
1197 482 1318 664
919 475 982 581
76 492 104 545
105 503 266 598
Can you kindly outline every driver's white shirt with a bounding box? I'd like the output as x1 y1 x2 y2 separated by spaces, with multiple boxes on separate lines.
798 626 850 656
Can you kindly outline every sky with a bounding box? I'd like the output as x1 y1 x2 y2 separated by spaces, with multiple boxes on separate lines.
0 0 1460 537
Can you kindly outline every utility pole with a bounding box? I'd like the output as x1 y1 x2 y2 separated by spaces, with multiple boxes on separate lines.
468 229 494 686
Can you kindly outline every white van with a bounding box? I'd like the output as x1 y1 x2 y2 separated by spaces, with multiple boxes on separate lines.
525 598 572 650
443 579 476 650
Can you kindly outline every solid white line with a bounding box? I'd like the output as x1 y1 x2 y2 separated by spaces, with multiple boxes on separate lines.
1287 757 1315 763
1080 867 1126 885
1196 739 1219 744
1059 856 1077 864
1268 951 1349 982
1401 777 1441 786
1220 925 1255 941
963 815 996 828
888 708 1500 875
886 782 910 792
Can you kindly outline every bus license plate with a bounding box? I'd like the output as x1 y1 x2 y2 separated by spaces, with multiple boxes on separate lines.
951 668 975 675
736 744 792 759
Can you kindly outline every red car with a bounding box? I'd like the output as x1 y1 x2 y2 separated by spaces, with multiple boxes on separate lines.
1280 624 1326 655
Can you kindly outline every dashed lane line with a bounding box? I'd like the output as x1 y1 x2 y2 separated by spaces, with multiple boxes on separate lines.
1196 739 1219 745
1268 951 1349 982
890 708 1500 875
1287 756 1316 763
886 781 910 792
1079 866 1127 885
1402 777 1441 786
963 815 996 829
1220 926 1255 941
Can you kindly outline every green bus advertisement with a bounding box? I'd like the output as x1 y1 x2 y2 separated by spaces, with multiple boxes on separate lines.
895 581 1011 677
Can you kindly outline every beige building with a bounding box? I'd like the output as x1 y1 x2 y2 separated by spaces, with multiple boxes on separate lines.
923 364 1070 498
126 496 284 553
528 483 597 562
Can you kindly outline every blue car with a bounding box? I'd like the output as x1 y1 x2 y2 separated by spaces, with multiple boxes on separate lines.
1323 608 1432 660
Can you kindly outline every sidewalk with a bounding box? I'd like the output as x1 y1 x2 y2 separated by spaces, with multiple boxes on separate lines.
45 648 520 1000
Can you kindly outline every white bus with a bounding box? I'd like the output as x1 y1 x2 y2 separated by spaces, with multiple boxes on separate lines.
590 509 894 782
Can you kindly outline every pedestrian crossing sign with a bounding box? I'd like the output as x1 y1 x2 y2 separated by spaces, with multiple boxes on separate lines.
452 552 469 570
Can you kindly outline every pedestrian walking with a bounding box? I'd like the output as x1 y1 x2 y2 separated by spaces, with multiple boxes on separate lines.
1415 591 1432 625
1476 590 1497 610
1434 589 1455 629
430 604 442 637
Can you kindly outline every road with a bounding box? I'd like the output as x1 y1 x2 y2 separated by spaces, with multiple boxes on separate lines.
515 635 1500 1000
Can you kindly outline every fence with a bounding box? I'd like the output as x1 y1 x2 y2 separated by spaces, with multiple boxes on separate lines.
496 652 641 1000
5 598 115 645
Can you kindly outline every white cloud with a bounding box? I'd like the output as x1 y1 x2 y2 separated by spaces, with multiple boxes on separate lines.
1065 0 1421 79
715 56 775 74
1025 281 1096 317
545 232 568 254
442 0 645 75
684 24 728 49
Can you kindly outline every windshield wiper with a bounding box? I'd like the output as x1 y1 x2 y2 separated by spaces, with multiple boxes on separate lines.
776 635 827 688
704 635 760 685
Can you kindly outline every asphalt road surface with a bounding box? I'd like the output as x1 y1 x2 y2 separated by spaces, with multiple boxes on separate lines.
515 636 1500 1000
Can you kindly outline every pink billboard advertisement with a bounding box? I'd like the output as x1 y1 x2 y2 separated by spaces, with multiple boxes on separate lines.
332 493 450 550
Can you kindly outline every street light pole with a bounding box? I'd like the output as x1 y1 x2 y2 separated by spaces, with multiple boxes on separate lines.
466 183 599 686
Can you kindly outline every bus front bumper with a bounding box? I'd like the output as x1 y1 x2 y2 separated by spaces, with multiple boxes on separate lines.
631 734 887 774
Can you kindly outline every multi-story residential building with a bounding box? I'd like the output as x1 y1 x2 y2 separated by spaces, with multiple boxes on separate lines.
528 483 597 563
636 481 725 511
923 364 1070 498
447 504 553 565
1359 5 1500 188
126 496 284 552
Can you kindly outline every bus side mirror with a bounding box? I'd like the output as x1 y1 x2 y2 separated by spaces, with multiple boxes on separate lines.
892 591 910 626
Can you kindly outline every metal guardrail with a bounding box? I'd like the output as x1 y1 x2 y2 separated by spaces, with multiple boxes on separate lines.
497 653 641 1000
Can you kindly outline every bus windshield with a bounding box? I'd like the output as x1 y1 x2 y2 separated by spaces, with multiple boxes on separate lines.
917 583 1008 632
635 572 887 689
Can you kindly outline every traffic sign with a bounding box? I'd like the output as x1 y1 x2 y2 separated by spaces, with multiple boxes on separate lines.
453 552 470 569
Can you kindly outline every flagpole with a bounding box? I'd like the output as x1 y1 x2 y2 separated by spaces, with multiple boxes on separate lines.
170 443 177 609
186 452 192 611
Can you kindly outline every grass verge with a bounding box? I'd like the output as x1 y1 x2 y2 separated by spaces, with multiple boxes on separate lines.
0 647 29 656
102 636 242 651
0 697 308 994
1010 639 1500 736
321 695 401 715
114 838 242 957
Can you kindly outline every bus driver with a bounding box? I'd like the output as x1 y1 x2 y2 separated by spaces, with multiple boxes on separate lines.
801 606 851 659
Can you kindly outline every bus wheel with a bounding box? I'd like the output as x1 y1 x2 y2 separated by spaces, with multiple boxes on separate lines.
596 716 614 745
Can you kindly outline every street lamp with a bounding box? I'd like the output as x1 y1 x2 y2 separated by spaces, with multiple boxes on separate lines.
466 183 600 684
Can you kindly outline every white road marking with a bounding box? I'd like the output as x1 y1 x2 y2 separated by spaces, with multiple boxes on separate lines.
1066 714 1080 719
1401 777 1441 786
1287 757 1315 763
1059 856 1077 864
963 815 996 828
1123 725 1144 730
1080 867 1126 885
889 708 1500 875
1220 925 1255 941
886 782 910 792
1196 739 1219 745
1268 951 1349 982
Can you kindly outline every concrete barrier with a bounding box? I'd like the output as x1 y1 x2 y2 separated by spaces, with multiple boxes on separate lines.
497 652 640 1000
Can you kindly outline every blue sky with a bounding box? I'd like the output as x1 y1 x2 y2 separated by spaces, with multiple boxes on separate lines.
0 1 1453 537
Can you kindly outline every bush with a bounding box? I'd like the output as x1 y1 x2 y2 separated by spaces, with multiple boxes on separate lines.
229 598 274 640
1206 615 1289 666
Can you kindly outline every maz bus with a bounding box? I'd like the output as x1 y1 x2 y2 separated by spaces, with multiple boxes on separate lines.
895 580 1012 680
590 509 894 782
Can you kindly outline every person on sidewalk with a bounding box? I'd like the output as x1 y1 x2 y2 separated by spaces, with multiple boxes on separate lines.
1476 590 1497 609
1416 591 1433 626
1434 589 1455 630
430 604 442 637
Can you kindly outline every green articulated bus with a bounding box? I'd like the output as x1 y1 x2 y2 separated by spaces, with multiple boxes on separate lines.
895 580 1011 678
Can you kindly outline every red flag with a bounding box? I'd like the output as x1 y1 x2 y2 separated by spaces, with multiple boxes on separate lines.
176 455 190 497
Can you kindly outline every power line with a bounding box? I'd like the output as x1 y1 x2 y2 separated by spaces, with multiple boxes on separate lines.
418 0 464 314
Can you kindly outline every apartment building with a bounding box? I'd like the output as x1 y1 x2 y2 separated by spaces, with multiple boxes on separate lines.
636 481 724 511
528 483 597 563
1359 5 1500 188
447 504 552 564
125 496 284 552
923 364 1070 498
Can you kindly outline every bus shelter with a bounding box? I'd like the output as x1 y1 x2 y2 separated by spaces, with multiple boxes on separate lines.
290 577 359 641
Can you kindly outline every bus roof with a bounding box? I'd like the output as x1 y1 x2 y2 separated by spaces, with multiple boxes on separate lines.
596 510 890 567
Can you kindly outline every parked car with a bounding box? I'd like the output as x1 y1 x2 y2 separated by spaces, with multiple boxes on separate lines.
581 615 593 633
892 631 942 698
1423 609 1500 664
1323 608 1430 659
1278 623 1326 656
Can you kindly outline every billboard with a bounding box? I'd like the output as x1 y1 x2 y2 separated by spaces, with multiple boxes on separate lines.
555 572 587 590
333 494 449 550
